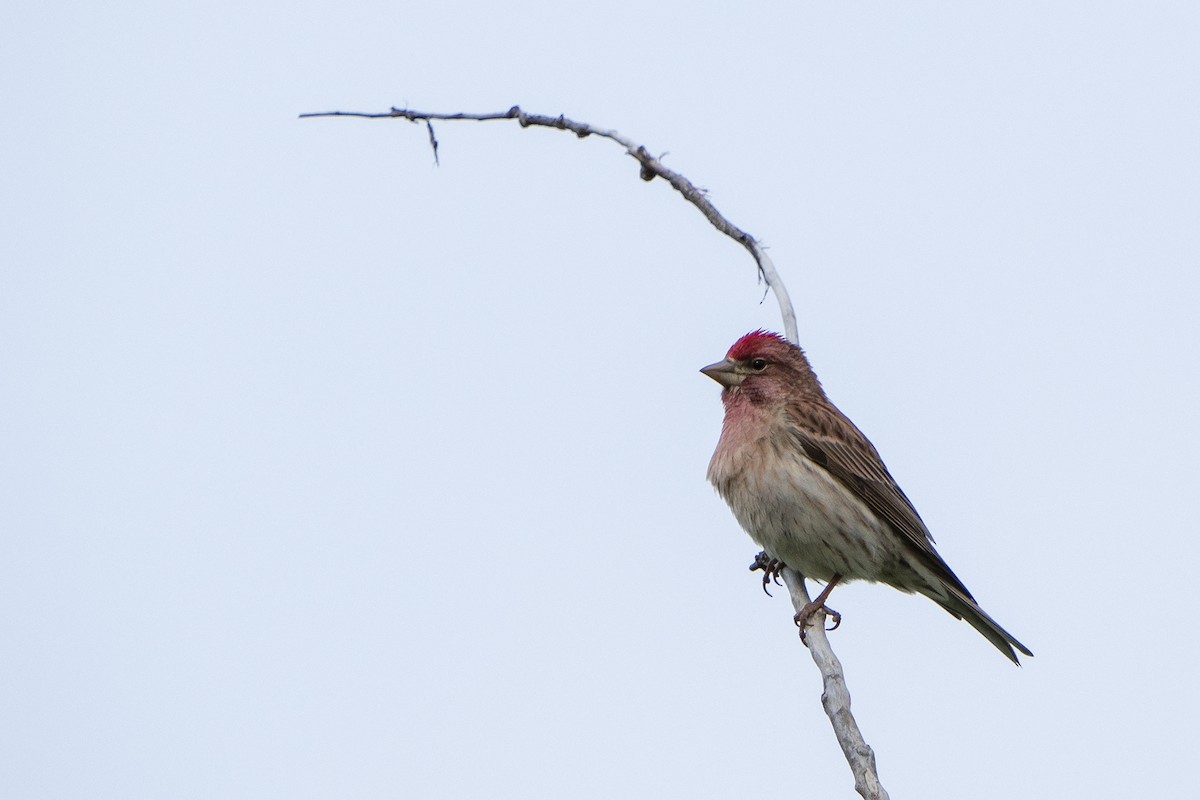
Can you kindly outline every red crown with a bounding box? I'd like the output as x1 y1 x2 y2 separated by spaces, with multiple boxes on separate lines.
727 329 788 360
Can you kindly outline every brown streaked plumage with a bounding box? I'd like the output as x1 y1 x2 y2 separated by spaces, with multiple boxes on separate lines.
703 330 1032 664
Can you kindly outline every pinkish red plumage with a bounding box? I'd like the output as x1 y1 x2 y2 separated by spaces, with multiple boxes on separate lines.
726 329 790 362
702 330 1032 664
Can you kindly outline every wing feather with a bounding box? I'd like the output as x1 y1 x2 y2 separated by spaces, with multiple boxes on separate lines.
786 402 976 601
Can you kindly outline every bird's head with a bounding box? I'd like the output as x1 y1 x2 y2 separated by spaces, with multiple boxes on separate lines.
701 330 823 402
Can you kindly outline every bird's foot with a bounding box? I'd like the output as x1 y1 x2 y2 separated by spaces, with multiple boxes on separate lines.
794 601 842 643
792 574 843 644
749 551 786 596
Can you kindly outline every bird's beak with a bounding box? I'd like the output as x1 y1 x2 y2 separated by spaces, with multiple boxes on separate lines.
700 358 743 388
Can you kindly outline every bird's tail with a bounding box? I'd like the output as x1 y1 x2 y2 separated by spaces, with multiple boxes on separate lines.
928 586 1033 665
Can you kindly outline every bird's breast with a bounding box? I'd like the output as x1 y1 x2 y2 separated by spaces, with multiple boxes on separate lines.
708 422 899 582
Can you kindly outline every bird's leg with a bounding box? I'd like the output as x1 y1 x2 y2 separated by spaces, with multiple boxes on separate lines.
794 575 843 643
749 551 787 596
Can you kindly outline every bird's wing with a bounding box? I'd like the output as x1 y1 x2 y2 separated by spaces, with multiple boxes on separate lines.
786 401 976 601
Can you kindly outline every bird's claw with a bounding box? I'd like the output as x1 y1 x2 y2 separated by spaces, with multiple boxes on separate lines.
794 602 841 644
749 551 786 596
790 574 843 644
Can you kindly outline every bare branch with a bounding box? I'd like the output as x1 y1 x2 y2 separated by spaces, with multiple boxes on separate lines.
300 105 797 342
301 103 882 797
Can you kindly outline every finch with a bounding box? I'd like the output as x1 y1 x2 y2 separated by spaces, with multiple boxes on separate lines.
703 330 1032 664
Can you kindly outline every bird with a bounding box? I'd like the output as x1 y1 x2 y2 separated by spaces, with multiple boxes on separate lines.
702 329 1032 664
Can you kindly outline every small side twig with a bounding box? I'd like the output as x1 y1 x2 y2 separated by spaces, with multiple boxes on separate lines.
425 120 439 166
300 105 796 340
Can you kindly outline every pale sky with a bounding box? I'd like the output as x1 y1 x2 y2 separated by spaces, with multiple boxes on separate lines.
3 2 1198 798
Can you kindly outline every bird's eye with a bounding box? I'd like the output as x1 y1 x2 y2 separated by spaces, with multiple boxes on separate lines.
750 358 768 371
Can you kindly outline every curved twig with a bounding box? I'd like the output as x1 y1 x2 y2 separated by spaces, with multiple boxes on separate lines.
300 106 796 341
301 104 884 799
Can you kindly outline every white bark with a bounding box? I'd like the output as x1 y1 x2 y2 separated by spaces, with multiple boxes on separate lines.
783 570 890 800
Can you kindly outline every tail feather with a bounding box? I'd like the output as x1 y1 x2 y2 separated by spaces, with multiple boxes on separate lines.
929 587 1033 665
